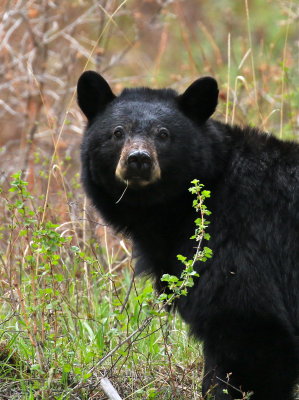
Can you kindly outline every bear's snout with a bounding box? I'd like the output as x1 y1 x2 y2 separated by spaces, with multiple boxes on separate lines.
126 150 152 179
115 141 161 187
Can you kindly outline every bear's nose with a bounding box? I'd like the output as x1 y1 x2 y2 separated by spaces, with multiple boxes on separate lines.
127 151 152 175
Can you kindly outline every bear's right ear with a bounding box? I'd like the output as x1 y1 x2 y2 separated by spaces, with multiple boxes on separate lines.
77 71 116 121
177 77 219 123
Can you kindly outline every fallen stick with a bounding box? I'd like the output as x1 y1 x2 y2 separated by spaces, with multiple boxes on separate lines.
100 377 122 400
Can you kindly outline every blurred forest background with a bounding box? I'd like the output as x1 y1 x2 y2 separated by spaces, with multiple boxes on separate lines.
0 0 298 399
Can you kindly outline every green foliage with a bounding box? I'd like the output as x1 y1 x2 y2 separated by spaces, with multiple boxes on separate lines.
0 173 201 399
160 179 212 303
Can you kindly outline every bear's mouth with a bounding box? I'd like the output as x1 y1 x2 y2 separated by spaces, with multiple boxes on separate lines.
124 165 152 185
117 169 159 188
126 176 152 188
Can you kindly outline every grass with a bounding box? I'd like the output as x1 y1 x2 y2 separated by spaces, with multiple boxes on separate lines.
0 172 203 399
0 0 298 398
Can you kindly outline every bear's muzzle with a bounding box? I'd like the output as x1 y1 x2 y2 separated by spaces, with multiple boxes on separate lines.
115 140 161 187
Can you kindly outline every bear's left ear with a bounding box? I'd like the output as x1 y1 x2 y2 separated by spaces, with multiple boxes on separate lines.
177 77 219 123
77 71 116 121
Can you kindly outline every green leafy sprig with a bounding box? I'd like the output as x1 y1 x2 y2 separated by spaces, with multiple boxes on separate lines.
160 179 213 305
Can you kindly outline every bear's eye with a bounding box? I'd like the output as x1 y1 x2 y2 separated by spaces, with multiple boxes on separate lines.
113 126 125 139
157 127 169 140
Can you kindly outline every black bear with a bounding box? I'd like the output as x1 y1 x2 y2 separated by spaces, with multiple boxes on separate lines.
77 70 299 400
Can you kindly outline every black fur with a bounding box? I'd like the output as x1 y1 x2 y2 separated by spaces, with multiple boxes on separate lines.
77 71 299 399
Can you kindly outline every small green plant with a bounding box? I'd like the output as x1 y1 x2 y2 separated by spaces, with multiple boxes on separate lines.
160 179 212 304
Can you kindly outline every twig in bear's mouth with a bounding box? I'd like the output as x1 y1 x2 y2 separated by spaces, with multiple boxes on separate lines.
115 180 129 204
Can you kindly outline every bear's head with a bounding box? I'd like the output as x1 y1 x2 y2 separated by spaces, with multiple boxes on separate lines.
77 71 219 204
